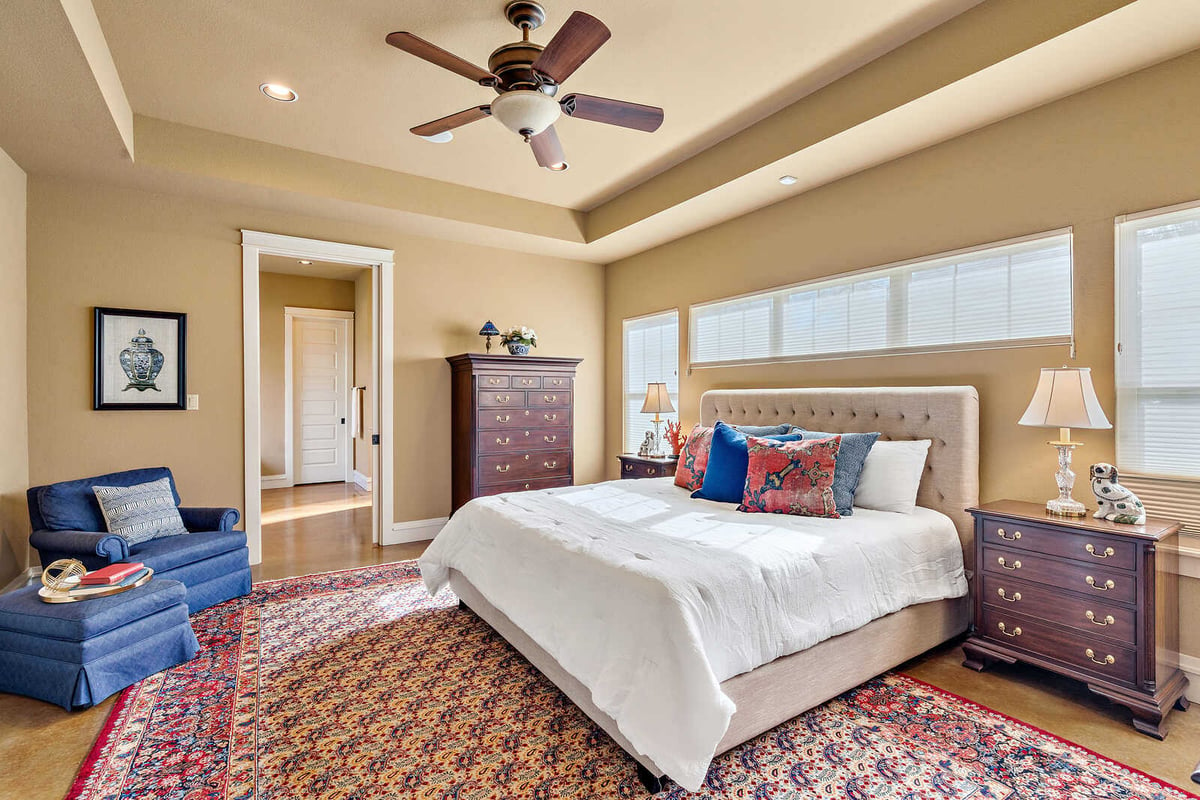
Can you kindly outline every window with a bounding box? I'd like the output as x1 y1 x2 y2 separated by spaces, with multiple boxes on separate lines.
1116 201 1200 532
689 230 1073 368
623 310 679 453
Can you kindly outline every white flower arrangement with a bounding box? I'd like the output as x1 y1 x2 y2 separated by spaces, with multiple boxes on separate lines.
500 325 538 347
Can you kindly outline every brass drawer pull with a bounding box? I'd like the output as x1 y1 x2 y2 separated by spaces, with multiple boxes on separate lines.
495 437 510 445
1085 543 1115 559
544 413 558 422
544 434 557 443
496 464 510 473
487 377 502 385
624 464 633 472
997 527 1021 541
549 379 565 386
521 379 534 386
998 622 1022 637
496 394 510 403
1085 648 1115 666
1085 610 1115 627
544 460 558 469
996 588 1021 603
495 415 510 423
647 467 657 475
997 556 1021 571
523 483 531 489
543 394 557 402
1085 576 1115 592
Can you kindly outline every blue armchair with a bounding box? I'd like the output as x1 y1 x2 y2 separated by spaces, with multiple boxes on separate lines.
27 467 251 613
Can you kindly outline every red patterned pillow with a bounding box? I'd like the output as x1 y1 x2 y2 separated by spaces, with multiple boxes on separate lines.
738 435 842 518
673 424 714 491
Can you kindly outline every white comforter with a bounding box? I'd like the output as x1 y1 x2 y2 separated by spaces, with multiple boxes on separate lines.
419 478 967 791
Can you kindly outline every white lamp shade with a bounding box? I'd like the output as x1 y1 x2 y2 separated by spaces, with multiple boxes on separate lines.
640 382 675 414
490 90 561 137
1018 367 1112 429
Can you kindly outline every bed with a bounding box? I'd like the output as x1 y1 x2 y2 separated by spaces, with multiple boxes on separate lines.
421 386 980 792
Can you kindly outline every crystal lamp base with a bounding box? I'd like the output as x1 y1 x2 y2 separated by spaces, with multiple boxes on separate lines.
1045 440 1087 517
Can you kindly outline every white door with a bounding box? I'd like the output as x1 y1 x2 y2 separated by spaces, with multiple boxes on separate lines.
293 315 351 484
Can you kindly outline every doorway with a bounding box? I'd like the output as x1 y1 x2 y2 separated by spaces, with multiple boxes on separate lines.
241 231 395 567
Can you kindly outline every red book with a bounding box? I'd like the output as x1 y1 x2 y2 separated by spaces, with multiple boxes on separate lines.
80 562 145 585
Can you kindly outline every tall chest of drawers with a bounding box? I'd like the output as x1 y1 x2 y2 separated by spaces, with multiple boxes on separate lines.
446 354 582 513
962 500 1188 738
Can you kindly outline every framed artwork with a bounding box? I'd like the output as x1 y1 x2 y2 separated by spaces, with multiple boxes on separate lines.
93 307 187 410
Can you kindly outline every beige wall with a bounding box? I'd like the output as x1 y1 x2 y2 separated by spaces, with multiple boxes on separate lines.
258 272 356 477
26 177 605 531
0 145 28 586
605 51 1200 657
353 270 373 480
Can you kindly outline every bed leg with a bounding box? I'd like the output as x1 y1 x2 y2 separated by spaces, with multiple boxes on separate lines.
635 763 664 794
457 599 468 610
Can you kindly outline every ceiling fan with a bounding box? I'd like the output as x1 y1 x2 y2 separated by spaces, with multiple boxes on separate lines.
386 1 665 171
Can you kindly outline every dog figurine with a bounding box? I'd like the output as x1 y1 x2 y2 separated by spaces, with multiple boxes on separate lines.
1090 463 1146 524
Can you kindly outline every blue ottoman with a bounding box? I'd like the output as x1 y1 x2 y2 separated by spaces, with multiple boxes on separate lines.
0 579 199 709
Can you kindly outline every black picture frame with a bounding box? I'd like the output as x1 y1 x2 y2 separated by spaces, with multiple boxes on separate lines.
93 307 187 410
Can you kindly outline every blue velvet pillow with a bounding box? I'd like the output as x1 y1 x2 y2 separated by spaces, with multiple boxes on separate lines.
792 428 880 516
692 422 803 503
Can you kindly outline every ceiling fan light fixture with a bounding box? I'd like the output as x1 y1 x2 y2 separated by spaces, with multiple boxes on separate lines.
259 83 298 102
490 90 561 138
546 161 569 171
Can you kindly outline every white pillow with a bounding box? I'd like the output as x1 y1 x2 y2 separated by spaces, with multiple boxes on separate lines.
853 439 931 514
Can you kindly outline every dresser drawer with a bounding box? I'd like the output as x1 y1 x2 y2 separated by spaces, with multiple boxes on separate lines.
542 375 572 390
980 517 1137 571
981 545 1137 605
511 375 541 389
980 574 1136 644
477 408 569 429
479 450 571 485
477 428 567 454
477 375 510 390
477 390 525 408
476 477 570 497
978 606 1137 685
620 459 675 479
529 390 571 408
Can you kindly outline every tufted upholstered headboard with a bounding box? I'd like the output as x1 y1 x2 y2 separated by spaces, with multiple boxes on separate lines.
700 387 980 571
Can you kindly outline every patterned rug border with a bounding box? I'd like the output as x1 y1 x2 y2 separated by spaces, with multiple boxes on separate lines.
898 673 1200 799
66 561 1199 798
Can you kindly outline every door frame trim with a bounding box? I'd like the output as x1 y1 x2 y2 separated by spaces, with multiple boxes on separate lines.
284 307 355 488
242 231 395 564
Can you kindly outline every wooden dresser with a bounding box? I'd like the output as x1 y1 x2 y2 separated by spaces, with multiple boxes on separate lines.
447 354 581 512
962 500 1188 738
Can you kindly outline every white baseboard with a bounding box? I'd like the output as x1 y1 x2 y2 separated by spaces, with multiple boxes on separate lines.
352 470 372 491
261 474 292 490
1178 653 1200 702
384 516 447 545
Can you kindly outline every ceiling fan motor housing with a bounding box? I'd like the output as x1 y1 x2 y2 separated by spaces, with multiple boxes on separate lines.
488 41 556 95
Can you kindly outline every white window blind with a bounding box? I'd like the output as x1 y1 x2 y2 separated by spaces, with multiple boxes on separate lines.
1116 201 1200 532
689 230 1073 368
623 311 679 453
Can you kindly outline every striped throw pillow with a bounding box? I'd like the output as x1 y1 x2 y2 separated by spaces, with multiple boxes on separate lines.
92 477 189 545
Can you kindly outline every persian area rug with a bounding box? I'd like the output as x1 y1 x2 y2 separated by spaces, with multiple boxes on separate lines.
70 562 1195 799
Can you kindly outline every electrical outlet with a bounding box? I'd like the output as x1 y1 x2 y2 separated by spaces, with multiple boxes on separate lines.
186 394 200 410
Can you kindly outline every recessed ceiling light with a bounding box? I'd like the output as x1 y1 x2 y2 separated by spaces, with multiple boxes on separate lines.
546 162 569 172
778 175 798 186
260 83 298 102
298 260 313 265
418 131 453 144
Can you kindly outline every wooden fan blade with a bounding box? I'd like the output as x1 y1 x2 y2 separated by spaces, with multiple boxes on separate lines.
386 32 497 85
560 93 663 132
530 11 611 84
530 126 568 170
410 106 492 137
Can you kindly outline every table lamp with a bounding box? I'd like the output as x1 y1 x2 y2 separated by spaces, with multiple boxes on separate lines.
641 382 675 457
1018 366 1112 517
478 320 500 353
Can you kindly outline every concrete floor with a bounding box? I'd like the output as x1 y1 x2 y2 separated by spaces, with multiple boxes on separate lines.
2 484 1196 799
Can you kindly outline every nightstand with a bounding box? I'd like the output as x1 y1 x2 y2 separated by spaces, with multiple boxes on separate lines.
962 500 1188 738
617 454 677 480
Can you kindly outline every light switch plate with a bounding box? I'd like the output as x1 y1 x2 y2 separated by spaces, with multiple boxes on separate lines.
186 394 200 410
